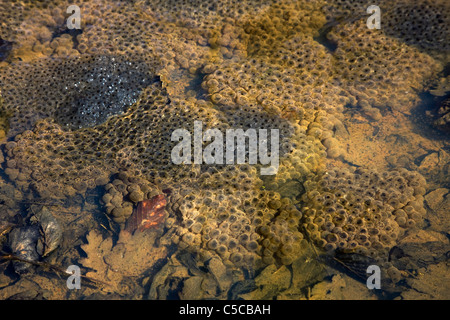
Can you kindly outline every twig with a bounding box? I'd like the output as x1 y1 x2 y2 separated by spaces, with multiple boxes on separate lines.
0 252 109 287
18 200 63 207
331 256 367 281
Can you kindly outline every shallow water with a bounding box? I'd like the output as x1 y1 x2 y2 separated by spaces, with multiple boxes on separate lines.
0 0 449 300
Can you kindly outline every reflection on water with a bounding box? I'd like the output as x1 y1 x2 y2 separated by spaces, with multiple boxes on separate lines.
0 0 449 300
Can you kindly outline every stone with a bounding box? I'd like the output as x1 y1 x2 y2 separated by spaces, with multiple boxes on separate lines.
179 276 204 300
391 229 450 271
200 275 219 297
419 152 439 171
424 188 448 212
239 264 292 299
32 206 62 257
308 274 376 300
291 247 328 290
401 263 450 300
207 257 232 292
424 188 450 232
